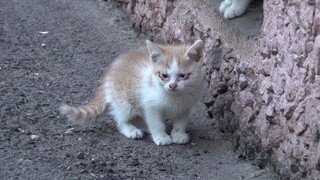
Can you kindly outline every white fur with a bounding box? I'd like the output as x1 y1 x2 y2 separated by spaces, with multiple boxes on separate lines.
166 58 179 91
138 60 202 145
219 0 252 19
110 101 143 139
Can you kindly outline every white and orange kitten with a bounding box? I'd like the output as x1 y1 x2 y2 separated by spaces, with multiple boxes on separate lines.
219 0 253 19
60 40 204 145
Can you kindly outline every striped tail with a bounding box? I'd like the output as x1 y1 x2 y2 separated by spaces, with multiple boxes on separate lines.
59 87 107 123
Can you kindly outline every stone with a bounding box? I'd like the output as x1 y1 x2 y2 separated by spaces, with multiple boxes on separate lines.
258 60 272 76
216 83 228 94
65 128 74 134
206 48 223 70
269 126 283 148
265 103 276 122
284 105 296 120
245 99 254 108
131 159 139 166
240 80 248 90
294 121 307 136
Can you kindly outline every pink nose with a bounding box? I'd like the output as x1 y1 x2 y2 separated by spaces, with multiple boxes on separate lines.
169 83 177 90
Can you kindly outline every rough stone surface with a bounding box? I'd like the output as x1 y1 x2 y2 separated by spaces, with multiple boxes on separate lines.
116 0 320 179
255 1 320 179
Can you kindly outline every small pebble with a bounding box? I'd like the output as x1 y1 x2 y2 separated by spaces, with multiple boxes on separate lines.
18 158 24 163
65 128 74 134
99 162 107 166
193 152 200 156
131 159 139 166
18 128 25 133
39 31 49 34
30 135 39 140
77 152 85 159
109 162 116 166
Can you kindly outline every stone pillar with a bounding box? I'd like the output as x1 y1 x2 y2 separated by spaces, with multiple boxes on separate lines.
251 0 320 178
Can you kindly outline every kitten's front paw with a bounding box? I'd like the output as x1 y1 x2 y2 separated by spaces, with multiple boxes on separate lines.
123 128 144 139
219 0 232 13
172 132 189 144
153 134 172 146
223 5 247 19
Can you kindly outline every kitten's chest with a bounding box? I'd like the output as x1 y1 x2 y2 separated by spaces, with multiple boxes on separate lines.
158 94 194 117
140 79 200 117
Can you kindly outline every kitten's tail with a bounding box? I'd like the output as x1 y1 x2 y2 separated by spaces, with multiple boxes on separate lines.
59 87 107 123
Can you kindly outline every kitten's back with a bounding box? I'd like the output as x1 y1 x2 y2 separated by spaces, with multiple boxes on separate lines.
103 47 150 107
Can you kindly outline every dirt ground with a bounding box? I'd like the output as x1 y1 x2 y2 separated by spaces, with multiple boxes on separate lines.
0 0 279 179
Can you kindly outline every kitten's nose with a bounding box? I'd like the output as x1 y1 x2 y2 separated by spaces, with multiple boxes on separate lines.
169 83 177 90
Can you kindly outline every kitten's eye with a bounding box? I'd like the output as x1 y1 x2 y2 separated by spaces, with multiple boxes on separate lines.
159 73 169 80
178 73 190 80
178 74 186 79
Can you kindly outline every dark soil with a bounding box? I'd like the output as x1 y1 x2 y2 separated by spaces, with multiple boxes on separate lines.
0 0 279 179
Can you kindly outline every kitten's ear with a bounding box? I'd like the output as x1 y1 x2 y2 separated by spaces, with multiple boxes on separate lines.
146 40 162 62
185 40 204 62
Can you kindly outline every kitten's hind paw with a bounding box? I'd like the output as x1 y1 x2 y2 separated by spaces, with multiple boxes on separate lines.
172 132 189 144
153 134 172 146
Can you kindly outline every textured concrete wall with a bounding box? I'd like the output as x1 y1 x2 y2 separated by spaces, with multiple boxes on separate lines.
114 0 320 178
254 0 320 178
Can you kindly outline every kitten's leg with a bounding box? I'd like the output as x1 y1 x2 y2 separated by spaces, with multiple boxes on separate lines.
219 0 232 13
220 0 252 19
112 104 143 139
116 116 144 140
171 114 189 144
144 109 172 145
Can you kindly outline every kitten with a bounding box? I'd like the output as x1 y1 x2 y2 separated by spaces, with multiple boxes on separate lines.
59 40 204 145
219 0 253 19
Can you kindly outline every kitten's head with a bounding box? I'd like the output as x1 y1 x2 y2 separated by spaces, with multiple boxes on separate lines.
146 40 204 94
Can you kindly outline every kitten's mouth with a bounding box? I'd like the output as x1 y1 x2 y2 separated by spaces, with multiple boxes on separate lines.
167 88 180 94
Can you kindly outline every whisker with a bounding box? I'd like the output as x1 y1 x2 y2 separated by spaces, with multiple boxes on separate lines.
184 85 202 92
183 88 198 99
